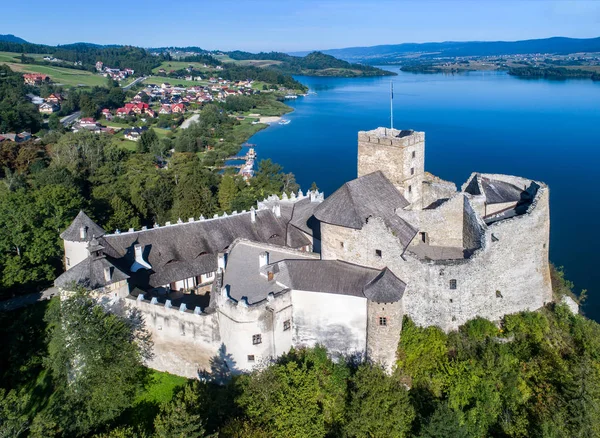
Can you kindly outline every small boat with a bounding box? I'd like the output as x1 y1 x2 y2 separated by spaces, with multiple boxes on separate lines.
284 94 298 99
279 119 290 125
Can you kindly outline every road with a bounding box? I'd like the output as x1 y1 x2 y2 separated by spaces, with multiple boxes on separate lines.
0 287 58 312
123 76 146 90
60 110 81 127
181 113 200 129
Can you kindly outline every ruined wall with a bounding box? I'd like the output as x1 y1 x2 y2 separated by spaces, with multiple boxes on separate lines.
366 300 403 371
127 296 221 379
358 129 425 206
320 181 552 331
291 290 367 357
462 196 486 252
64 240 89 270
400 194 465 248
421 173 458 209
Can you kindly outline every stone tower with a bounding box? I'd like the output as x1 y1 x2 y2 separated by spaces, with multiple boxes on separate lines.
358 128 425 208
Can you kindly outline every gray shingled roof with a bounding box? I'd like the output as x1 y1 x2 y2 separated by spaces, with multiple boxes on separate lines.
54 255 129 290
363 268 406 303
223 240 318 304
98 209 310 290
481 177 524 204
314 171 417 249
60 210 106 242
289 198 320 236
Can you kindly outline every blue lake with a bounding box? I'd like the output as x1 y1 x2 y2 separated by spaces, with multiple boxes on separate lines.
248 67 600 320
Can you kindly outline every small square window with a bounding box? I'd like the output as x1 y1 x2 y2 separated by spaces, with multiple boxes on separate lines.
408 185 412 193
410 167 414 175
375 249 382 257
283 320 291 331
247 355 255 362
340 241 345 249
252 334 262 345
206 271 214 278
412 151 416 159
449 279 457 290
379 317 387 326
66 257 70 266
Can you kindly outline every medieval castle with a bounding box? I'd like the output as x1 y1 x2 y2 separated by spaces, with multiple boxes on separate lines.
55 127 553 378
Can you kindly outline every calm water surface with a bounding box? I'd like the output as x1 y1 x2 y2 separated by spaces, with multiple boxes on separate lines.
248 67 600 320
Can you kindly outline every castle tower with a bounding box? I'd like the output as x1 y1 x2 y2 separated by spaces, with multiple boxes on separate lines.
59 210 106 270
358 128 425 208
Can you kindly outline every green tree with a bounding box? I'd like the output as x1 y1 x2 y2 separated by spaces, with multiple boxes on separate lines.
236 347 348 438
345 365 415 438
48 113 61 131
218 175 238 212
154 382 206 438
0 388 30 438
44 290 151 436
137 128 158 154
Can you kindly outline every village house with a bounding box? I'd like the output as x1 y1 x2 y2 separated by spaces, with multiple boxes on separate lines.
101 109 113 121
39 102 60 114
172 103 186 114
123 126 148 141
0 132 32 142
23 73 50 86
46 93 63 103
79 118 98 128
159 104 172 115
116 108 133 118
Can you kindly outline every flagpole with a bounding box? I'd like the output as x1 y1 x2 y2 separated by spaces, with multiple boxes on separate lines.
390 81 394 131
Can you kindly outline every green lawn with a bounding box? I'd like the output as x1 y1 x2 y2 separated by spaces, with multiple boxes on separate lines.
0 51 20 62
135 369 188 405
151 60 219 75
144 76 204 88
0 61 106 87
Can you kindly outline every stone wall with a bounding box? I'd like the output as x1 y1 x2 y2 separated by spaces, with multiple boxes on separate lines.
421 172 458 209
320 178 552 331
400 194 465 248
366 300 403 372
127 296 221 379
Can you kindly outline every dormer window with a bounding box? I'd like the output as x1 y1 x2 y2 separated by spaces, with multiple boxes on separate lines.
80 226 87 239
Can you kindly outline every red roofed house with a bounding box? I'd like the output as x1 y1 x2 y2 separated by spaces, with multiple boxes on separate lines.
145 109 156 118
172 103 186 114
132 102 149 115
80 118 97 128
116 108 132 118
159 105 172 115
46 93 63 103
23 74 50 86
101 109 113 121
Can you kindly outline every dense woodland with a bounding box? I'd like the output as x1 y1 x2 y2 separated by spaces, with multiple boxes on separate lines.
0 271 595 437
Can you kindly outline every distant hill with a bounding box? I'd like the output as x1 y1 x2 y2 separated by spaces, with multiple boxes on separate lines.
292 37 600 64
226 50 395 77
0 34 29 44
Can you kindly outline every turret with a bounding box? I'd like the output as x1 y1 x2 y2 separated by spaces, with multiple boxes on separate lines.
60 210 105 270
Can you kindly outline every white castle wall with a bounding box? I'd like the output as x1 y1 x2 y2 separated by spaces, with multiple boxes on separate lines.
127 296 221 379
291 290 367 357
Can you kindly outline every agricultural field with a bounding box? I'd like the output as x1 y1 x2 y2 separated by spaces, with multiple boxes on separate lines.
236 59 282 68
0 60 107 87
151 60 219 74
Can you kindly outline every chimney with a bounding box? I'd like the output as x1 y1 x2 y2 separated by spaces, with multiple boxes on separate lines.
104 267 111 282
80 226 87 239
218 252 227 270
259 251 269 268
274 204 281 218
250 207 256 223
267 271 274 281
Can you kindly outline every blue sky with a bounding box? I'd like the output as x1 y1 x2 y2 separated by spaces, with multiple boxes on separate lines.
3 0 600 52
